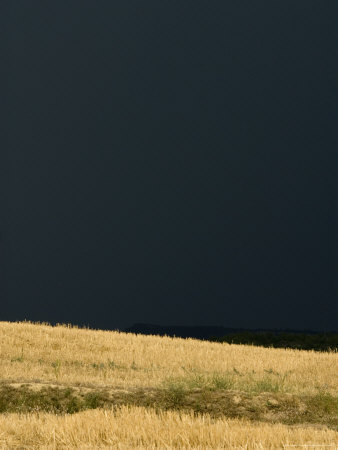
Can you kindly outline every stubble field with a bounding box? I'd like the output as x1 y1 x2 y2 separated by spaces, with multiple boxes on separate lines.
0 321 337 448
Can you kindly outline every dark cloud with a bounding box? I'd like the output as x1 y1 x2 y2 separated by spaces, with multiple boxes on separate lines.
2 1 337 331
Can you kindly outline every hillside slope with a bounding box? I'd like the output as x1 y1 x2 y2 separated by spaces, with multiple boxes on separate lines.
0 321 337 448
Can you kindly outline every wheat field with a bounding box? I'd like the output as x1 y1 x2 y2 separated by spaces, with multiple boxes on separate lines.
1 406 337 449
1 321 337 394
0 321 337 448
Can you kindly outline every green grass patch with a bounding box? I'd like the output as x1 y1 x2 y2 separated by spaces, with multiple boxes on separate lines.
210 373 235 390
0 383 336 430
251 377 283 394
307 391 338 415
0 385 110 414
161 381 186 407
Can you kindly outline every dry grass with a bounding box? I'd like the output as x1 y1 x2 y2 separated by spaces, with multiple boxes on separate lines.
0 382 337 429
0 321 337 448
0 321 337 396
0 405 337 449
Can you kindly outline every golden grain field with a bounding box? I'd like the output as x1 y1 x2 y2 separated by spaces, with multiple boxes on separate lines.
0 321 337 449
1 405 337 449
0 321 336 395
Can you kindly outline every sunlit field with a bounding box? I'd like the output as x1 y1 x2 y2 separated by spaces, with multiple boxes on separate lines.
1 406 338 449
1 321 336 394
0 321 337 448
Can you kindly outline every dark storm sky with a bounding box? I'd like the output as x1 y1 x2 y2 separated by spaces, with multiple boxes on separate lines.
2 1 337 331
